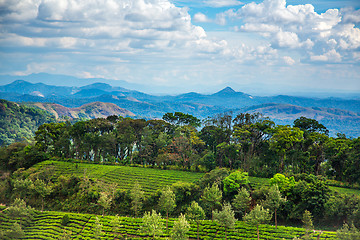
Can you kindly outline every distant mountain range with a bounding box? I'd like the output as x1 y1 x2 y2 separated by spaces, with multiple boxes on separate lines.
1 79 360 137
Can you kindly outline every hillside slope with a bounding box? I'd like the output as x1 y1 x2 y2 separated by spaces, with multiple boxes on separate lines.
30 101 135 119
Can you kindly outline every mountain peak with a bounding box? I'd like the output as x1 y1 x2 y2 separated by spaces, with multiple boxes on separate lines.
220 87 236 93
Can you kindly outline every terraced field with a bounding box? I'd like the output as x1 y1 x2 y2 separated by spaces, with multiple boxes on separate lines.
0 209 338 239
31 161 205 195
30 161 360 197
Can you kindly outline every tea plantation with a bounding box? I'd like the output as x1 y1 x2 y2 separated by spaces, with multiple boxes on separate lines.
0 208 338 240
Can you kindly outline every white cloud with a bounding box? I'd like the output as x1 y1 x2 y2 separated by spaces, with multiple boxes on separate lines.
311 49 342 62
193 13 210 23
218 0 360 63
203 0 243 8
283 56 295 65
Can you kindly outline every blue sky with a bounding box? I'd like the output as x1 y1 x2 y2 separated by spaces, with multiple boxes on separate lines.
0 0 359 95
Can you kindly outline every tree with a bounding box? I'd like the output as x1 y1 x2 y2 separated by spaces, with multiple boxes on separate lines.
142 210 164 240
110 214 121 233
213 202 236 240
337 223 360 240
7 198 33 219
302 210 314 239
158 186 176 232
94 216 103 239
186 201 205 240
4 222 25 239
223 171 250 195
269 125 304 172
170 214 190 240
130 181 144 217
232 187 251 218
263 185 286 229
98 191 112 215
201 183 222 220
243 204 272 240
33 178 53 211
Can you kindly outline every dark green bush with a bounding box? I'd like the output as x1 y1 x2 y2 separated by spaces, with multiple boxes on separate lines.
62 214 70 226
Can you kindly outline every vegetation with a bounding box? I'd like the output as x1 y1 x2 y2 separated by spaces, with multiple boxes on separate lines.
0 208 339 239
0 99 56 145
0 111 359 239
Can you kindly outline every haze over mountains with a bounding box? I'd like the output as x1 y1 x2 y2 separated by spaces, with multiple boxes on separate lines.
1 76 360 137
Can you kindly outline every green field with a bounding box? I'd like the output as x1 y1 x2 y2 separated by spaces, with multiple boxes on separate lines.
30 161 205 195
29 161 360 197
0 209 338 240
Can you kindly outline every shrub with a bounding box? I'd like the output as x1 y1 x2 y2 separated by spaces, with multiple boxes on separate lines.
62 214 70 226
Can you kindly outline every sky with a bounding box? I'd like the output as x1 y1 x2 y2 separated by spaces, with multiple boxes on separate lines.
0 0 360 95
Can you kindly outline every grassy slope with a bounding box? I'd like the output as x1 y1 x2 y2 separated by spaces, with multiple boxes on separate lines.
31 161 360 196
31 160 205 195
0 210 338 240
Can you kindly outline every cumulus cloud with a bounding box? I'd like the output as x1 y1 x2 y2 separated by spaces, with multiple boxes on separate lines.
193 13 210 23
0 0 209 53
219 0 360 63
203 0 243 8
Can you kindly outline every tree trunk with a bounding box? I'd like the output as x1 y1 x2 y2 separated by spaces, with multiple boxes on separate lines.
197 222 200 240
41 197 44 212
257 225 259 240
275 208 277 229
225 227 227 240
166 211 169 232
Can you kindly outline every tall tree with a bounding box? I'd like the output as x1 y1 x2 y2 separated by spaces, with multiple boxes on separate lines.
201 183 222 220
142 210 164 240
98 191 112 216
232 187 251 218
263 185 286 229
130 181 144 217
170 214 190 240
158 186 176 232
243 204 272 240
213 202 236 240
186 201 205 240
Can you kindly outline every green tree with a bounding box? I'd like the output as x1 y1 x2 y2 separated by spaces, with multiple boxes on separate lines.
7 198 33 219
302 210 314 239
213 202 236 240
201 183 222 220
142 210 164 240
170 214 190 240
130 181 144 217
232 187 251 218
186 201 205 240
33 178 53 211
5 222 25 239
94 216 103 239
263 185 286 229
337 223 360 240
98 191 112 215
223 171 250 195
158 186 176 232
269 125 304 172
110 214 121 233
243 204 272 240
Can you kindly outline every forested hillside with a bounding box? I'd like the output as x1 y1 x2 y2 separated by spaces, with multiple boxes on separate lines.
0 99 55 145
0 111 359 239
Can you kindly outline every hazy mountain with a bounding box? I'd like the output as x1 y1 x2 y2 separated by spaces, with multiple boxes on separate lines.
29 102 135 119
241 103 360 137
1 80 360 137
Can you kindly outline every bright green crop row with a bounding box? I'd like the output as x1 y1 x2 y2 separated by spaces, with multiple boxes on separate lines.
31 160 205 195
0 210 338 240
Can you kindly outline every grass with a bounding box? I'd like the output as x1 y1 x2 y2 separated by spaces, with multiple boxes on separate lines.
30 160 205 195
0 209 338 240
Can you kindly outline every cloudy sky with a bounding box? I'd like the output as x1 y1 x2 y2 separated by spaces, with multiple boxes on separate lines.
0 0 359 94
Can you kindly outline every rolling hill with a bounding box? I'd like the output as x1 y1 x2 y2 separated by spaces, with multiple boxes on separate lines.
1 79 360 137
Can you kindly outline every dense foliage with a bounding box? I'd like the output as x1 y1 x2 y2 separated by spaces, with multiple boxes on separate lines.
0 111 359 239
4 112 357 184
0 99 55 146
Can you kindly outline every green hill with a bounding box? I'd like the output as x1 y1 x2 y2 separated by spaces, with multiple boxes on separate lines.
0 99 56 145
31 160 205 196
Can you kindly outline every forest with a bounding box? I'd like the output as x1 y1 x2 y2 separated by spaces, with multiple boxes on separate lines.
0 111 360 239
